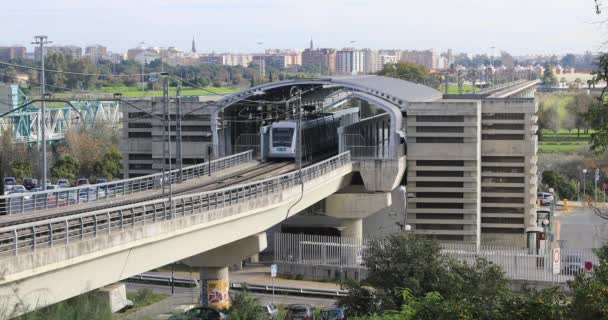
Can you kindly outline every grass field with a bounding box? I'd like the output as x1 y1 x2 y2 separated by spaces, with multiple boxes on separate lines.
443 83 475 94
539 129 591 153
40 85 240 99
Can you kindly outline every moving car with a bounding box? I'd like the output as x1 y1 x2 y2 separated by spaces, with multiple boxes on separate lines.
320 307 347 320
3 177 16 186
169 306 226 320
76 178 90 186
95 178 108 184
537 192 554 206
284 304 315 320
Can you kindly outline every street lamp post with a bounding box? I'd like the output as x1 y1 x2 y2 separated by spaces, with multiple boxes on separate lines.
583 168 588 199
32 35 51 190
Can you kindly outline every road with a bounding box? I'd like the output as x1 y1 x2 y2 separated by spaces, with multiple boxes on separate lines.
556 205 608 248
124 282 336 320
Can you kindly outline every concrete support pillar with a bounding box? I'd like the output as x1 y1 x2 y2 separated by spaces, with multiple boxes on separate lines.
199 266 230 308
340 218 363 238
249 253 260 263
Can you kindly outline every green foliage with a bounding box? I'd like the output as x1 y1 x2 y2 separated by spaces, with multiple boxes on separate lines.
93 146 122 180
227 289 265 320
10 160 32 182
542 170 576 199
378 62 429 84
14 292 112 320
568 244 608 319
585 52 608 154
51 156 80 181
543 64 558 86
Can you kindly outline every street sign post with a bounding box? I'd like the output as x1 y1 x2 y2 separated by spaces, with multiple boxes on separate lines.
552 248 561 275
270 264 277 304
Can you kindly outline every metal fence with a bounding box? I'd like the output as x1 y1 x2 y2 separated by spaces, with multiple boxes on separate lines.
0 150 254 215
341 134 393 159
0 152 351 258
273 232 599 284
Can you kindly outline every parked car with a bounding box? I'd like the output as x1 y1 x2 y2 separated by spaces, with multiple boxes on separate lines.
9 185 31 200
537 192 554 206
169 306 226 320
95 178 108 184
256 304 279 319
22 178 36 190
285 304 315 320
57 179 71 188
320 307 347 320
76 178 90 186
3 185 14 194
3 177 16 186
45 184 59 190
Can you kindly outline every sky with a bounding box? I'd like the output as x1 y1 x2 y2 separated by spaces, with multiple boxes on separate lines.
1 0 606 55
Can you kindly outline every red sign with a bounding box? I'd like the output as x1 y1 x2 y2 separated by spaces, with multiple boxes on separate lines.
585 261 594 271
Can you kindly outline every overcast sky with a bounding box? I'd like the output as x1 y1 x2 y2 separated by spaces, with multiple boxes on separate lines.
1 0 605 55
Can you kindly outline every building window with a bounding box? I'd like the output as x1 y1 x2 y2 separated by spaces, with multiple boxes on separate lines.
416 115 464 122
482 166 524 173
129 164 153 170
128 154 152 160
416 126 464 133
416 192 464 198
416 160 465 166
128 123 152 129
416 213 464 220
482 123 525 130
482 207 524 214
128 132 152 138
482 134 525 140
417 224 464 230
482 197 524 204
481 227 525 234
417 171 464 177
482 187 525 193
416 137 464 143
416 202 464 209
482 113 524 120
481 176 525 183
416 181 464 188
482 156 524 163
482 217 524 224
128 112 147 119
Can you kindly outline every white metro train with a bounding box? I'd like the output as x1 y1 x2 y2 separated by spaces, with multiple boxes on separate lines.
268 113 340 160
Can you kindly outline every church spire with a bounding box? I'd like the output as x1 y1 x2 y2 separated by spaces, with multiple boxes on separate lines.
309 37 314 50
191 36 197 54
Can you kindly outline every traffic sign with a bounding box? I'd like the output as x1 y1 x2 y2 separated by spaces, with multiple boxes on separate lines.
552 248 561 274
585 261 593 272
270 264 277 278
595 168 600 182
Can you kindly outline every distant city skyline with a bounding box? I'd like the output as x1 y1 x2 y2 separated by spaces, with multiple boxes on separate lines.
1 0 604 55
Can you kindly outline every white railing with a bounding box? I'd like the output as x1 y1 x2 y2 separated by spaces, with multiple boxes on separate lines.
0 152 351 258
273 233 599 284
0 151 253 215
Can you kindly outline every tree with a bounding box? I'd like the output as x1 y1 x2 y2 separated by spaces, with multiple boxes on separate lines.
561 54 577 67
11 160 32 182
541 170 576 200
568 243 608 319
585 52 608 154
338 233 509 316
93 146 122 180
542 64 558 86
377 62 429 84
51 156 80 181
227 289 265 320
567 93 593 137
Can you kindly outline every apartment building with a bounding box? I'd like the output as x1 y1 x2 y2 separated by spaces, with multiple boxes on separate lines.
401 49 438 71
85 45 108 63
405 98 538 247
301 48 337 74
0 46 26 61
336 48 366 74
120 99 214 178
34 45 82 60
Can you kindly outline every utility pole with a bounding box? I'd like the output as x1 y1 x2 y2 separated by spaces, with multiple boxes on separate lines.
162 74 174 215
176 85 183 182
32 35 51 190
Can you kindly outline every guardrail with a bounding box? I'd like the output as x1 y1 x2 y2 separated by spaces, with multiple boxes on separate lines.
0 152 351 258
0 150 253 215
231 282 347 297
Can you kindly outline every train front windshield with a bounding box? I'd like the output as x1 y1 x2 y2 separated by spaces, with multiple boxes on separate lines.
272 128 294 147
